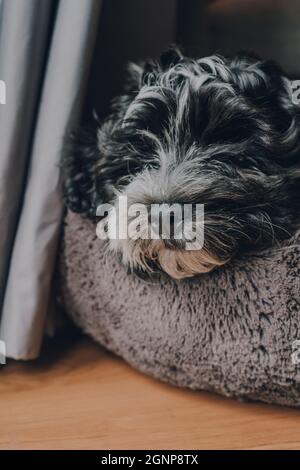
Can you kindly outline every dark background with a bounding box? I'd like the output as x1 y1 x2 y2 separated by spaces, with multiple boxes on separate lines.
83 0 300 122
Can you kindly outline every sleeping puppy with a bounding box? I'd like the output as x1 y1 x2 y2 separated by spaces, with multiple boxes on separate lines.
62 48 300 279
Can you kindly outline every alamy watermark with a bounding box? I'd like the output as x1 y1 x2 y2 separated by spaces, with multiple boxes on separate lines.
96 196 205 250
0 340 6 365
0 80 6 105
290 80 300 105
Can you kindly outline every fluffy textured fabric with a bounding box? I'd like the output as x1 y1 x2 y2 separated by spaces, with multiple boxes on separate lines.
58 211 300 407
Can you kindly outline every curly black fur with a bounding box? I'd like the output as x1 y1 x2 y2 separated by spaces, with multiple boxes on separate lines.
62 48 300 272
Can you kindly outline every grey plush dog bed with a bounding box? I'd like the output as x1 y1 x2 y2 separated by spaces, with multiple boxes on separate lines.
58 211 300 407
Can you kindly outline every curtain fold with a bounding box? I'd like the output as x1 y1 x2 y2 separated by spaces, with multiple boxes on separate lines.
0 0 54 316
0 0 102 359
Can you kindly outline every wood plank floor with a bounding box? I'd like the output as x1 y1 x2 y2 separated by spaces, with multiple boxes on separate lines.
1 333 300 450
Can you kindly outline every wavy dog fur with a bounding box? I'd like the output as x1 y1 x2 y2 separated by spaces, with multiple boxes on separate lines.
62 48 300 278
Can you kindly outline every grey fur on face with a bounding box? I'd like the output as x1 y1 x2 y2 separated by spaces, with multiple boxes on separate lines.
62 48 300 279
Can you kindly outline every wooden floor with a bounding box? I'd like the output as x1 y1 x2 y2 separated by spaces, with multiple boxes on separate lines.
1 333 300 450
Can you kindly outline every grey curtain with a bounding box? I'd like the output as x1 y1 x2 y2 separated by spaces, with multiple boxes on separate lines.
0 0 102 359
1 0 298 361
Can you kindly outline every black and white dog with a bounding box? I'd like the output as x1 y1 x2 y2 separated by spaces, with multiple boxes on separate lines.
62 48 300 279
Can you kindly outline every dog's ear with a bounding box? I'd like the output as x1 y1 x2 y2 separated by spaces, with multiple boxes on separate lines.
61 127 100 219
227 55 300 165
230 55 285 98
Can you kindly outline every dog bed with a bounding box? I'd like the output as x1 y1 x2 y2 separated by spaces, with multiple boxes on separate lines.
58 211 300 407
